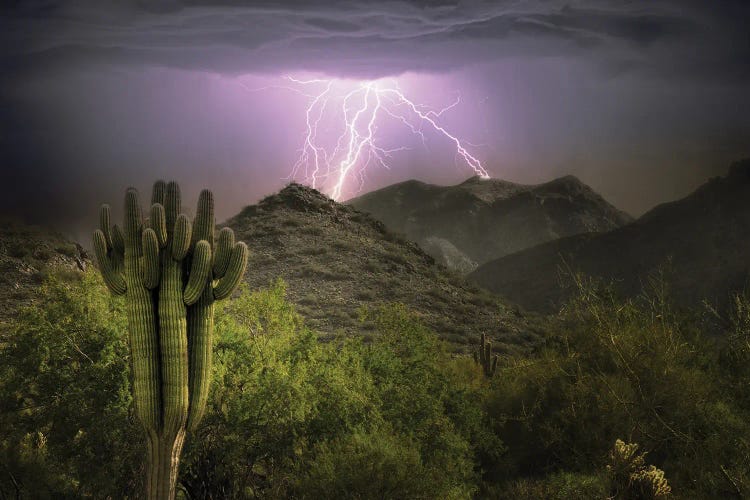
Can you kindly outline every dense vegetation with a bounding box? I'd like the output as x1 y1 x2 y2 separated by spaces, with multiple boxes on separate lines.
1 270 749 498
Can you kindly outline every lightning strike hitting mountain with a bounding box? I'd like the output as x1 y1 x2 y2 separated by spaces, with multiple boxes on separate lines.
247 76 490 200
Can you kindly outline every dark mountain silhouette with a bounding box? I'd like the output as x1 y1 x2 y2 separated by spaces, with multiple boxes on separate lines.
469 159 750 313
348 175 631 273
225 183 542 353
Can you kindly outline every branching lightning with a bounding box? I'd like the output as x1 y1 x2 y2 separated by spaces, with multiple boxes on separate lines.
246 76 490 200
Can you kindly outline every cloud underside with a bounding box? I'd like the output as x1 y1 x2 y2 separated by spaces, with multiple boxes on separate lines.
1 0 748 81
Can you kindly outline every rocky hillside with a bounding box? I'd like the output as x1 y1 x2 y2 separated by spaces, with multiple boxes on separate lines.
348 175 631 273
0 218 88 329
470 159 750 313
225 183 542 354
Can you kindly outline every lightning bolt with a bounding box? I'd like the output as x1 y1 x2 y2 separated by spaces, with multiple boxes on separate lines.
247 76 490 200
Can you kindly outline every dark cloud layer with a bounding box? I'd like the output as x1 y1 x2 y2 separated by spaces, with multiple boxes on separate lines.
1 0 749 240
2 0 747 80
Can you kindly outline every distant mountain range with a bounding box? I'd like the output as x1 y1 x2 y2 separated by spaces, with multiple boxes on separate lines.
9 159 747 347
348 175 631 273
469 159 750 313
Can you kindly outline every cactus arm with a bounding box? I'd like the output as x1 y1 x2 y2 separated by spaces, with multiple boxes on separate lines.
171 215 192 261
122 188 162 438
150 204 167 248
112 224 125 258
191 190 214 247
212 227 234 278
93 229 127 295
185 190 215 431
158 182 190 442
186 284 214 432
213 242 248 300
184 241 211 306
164 182 180 230
141 229 161 289
151 180 166 205
100 204 114 248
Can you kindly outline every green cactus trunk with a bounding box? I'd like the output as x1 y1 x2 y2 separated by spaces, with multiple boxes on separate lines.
147 431 186 499
94 181 248 500
473 332 498 378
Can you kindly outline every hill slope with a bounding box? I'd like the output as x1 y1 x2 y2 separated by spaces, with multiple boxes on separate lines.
225 183 541 353
348 175 631 273
0 218 88 328
469 160 750 313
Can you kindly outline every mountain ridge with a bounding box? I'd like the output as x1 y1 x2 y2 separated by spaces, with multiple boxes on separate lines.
348 174 632 272
224 182 542 353
469 159 750 313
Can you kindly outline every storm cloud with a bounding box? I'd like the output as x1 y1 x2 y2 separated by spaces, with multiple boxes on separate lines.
2 0 746 80
1 0 749 240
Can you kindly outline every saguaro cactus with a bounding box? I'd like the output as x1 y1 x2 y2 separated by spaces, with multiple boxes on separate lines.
93 181 248 499
473 332 498 378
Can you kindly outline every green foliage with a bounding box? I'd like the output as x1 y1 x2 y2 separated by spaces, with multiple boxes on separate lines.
3 265 750 498
293 430 440 499
181 293 490 499
0 270 141 498
607 439 672 499
485 275 750 497
181 280 377 497
495 471 607 499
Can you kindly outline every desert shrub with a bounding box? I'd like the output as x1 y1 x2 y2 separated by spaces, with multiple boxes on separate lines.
5 241 29 259
607 439 671 499
330 239 357 251
354 289 375 301
181 290 488 498
0 270 141 498
54 243 79 258
298 245 328 256
298 262 347 280
494 471 606 499
4 267 749 498
299 225 323 236
485 275 750 497
362 259 381 273
292 430 441 499
351 304 500 499
181 280 378 497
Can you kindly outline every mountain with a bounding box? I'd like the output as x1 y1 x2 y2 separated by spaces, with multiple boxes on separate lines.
348 175 632 273
0 218 88 328
469 159 750 313
225 183 542 354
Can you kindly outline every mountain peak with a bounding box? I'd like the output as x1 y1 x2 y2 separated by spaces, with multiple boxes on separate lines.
458 175 493 185
248 183 338 215
223 184 534 352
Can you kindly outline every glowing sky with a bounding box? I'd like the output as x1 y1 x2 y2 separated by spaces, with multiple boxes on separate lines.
1 1 749 239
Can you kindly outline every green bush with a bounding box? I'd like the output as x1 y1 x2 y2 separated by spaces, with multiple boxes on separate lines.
0 270 141 498
181 290 488 498
3 268 749 498
484 276 750 497
293 430 441 499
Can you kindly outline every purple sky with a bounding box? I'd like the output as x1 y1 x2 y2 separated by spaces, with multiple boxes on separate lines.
1 0 749 240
